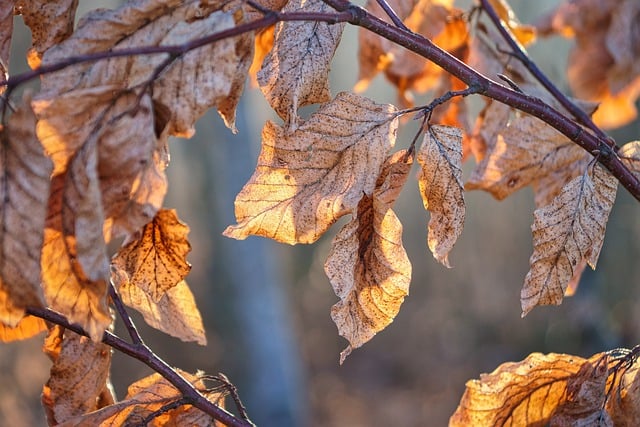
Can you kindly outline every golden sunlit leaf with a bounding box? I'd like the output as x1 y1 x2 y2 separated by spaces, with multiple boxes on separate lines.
224 92 397 244
450 352 603 426
42 326 113 425
325 150 412 364
57 371 224 426
112 209 192 302
112 268 206 345
0 95 51 327
258 0 345 126
14 0 78 69
487 0 536 46
418 125 464 267
0 315 47 343
521 163 617 316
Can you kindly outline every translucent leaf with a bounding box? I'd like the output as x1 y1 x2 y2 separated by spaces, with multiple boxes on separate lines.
450 352 605 426
112 209 192 302
0 315 47 343
0 95 51 326
325 150 412 364
224 92 397 244
58 371 224 426
521 163 617 315
258 0 345 126
14 0 78 69
112 268 206 345
42 326 113 425
417 125 464 267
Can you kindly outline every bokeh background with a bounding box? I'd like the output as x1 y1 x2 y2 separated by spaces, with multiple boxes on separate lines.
2 1 640 426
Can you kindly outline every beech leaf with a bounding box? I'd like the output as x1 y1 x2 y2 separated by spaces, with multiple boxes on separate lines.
112 267 206 345
450 352 605 426
258 0 345 125
521 163 617 315
112 209 192 302
0 96 51 326
42 326 113 425
224 92 398 245
0 315 47 343
417 125 465 267
607 358 640 425
325 150 412 364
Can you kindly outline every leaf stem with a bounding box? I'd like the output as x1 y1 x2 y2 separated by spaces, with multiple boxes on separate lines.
108 280 144 345
25 306 253 427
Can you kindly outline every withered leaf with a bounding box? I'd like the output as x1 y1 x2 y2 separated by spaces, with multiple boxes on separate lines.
112 209 192 302
0 95 51 327
0 0 12 89
0 315 47 343
467 114 587 201
58 371 224 427
14 0 78 69
258 0 345 126
417 125 464 267
607 357 640 426
112 267 206 345
325 150 412 364
521 163 617 316
450 352 601 426
224 92 397 245
42 326 113 425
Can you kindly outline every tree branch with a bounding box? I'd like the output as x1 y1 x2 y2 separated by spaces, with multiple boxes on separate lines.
25 306 254 427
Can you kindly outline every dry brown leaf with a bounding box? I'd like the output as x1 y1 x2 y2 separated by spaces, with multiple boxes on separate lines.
0 0 13 89
258 0 345 126
450 352 600 426
14 0 78 69
58 370 224 426
417 125 464 267
325 150 412 364
0 315 47 343
468 99 511 162
0 95 51 327
224 92 397 244
430 73 472 160
42 325 113 425
607 358 640 425
521 163 617 316
531 155 591 208
112 267 206 345
112 209 191 302
467 114 587 200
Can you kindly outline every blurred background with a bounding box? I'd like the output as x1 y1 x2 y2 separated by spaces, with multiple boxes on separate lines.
2 1 640 426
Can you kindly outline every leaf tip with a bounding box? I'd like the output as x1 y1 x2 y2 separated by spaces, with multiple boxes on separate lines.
339 345 353 365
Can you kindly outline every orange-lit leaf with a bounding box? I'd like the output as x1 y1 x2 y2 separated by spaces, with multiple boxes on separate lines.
325 150 412 364
112 209 191 302
450 352 603 426
0 315 47 342
224 92 397 244
521 163 617 315
258 0 345 125
417 125 464 267
42 326 113 425
487 0 536 46
0 95 51 326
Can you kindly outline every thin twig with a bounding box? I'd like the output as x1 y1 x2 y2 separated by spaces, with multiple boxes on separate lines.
374 0 409 31
108 279 144 345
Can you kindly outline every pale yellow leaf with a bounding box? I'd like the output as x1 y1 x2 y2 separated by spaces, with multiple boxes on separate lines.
14 0 78 69
113 267 205 345
58 370 224 426
325 150 412 364
42 326 113 425
258 0 345 125
521 163 617 316
467 115 587 200
112 209 192 302
224 92 397 244
417 125 464 267
450 352 601 427
0 315 47 343
0 95 51 326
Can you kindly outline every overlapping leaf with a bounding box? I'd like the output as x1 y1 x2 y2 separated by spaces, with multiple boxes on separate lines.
42 326 113 425
417 125 464 267
112 209 192 302
521 163 617 315
258 0 345 126
450 352 606 426
325 150 412 364
0 315 47 343
0 96 51 327
224 92 398 244
57 371 224 426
